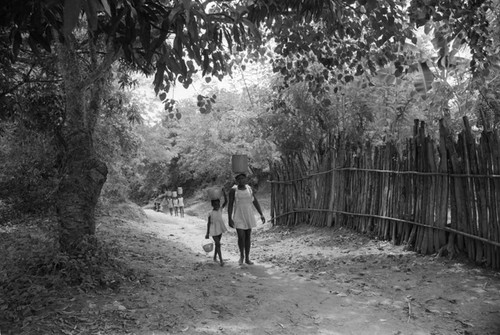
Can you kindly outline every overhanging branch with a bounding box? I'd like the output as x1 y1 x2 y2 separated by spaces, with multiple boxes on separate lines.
80 46 122 89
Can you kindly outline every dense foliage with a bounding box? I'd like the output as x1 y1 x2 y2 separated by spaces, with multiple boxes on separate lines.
0 0 268 250
127 70 276 204
254 0 500 156
1 0 500 247
87 1 500 202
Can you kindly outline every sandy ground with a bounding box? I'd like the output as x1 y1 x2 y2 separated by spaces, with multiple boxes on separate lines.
7 203 500 335
102 208 500 335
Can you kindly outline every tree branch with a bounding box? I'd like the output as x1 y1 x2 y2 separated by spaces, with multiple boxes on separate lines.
80 45 122 89
0 81 25 99
0 63 35 99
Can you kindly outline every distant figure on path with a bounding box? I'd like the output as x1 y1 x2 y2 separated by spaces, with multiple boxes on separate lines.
166 196 174 216
160 194 169 214
177 195 185 218
205 193 228 266
173 196 179 216
228 173 265 265
153 192 161 212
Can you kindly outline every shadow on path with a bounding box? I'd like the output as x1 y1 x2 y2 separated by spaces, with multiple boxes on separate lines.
137 209 444 335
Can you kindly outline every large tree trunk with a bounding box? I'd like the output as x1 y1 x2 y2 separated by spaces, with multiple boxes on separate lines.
56 36 108 253
56 130 107 251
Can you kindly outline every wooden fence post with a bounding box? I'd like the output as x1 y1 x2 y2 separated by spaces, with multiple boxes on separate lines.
326 148 335 227
269 118 500 269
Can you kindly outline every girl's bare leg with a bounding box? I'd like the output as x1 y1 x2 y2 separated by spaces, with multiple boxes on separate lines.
212 235 223 265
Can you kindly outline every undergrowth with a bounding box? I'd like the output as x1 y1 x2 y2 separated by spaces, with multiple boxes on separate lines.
0 214 134 332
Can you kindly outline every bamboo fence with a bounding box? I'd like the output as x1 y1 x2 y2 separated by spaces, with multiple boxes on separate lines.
269 117 500 269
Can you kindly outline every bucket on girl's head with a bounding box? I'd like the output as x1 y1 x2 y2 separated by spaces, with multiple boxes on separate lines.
177 187 183 195
231 154 248 174
172 191 177 197
207 187 222 200
166 191 172 197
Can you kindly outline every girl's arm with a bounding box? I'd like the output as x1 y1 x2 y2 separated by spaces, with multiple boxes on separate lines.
227 188 235 228
205 215 211 239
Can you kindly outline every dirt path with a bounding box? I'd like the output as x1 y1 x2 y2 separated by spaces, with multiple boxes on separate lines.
115 209 500 335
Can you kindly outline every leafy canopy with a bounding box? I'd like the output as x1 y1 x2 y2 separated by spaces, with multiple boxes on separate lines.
1 0 261 96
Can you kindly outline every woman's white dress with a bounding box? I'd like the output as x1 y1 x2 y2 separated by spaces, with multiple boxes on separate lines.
232 185 257 230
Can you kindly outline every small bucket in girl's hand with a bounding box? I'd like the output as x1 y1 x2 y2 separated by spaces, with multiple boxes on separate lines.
202 242 214 253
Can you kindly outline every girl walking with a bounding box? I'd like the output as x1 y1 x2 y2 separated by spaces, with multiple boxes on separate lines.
205 191 228 266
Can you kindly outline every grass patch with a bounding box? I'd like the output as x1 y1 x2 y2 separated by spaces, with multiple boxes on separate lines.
0 212 137 333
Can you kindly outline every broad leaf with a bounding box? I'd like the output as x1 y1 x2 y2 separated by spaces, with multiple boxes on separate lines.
100 0 112 16
63 0 82 36
414 62 434 99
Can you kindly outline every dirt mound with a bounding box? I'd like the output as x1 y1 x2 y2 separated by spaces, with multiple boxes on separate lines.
101 201 148 224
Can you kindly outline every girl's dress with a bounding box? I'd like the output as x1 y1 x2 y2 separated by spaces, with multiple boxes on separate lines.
208 209 228 236
232 185 257 230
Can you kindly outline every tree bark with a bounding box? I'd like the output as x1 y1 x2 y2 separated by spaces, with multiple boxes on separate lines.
56 131 107 251
55 35 108 253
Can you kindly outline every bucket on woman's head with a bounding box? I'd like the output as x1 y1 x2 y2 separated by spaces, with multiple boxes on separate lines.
166 191 172 197
172 191 177 197
177 187 183 195
202 242 214 253
231 154 248 174
207 187 222 200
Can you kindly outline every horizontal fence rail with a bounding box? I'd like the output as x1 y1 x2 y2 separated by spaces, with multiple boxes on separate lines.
268 168 500 181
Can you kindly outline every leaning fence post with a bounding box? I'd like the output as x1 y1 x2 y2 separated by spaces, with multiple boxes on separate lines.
326 149 335 227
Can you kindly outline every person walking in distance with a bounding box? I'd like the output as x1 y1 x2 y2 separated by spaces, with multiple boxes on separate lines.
167 195 174 216
228 173 265 265
173 195 179 216
153 191 161 212
177 195 185 218
160 192 169 214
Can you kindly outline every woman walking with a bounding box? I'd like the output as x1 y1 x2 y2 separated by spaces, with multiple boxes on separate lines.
228 173 265 265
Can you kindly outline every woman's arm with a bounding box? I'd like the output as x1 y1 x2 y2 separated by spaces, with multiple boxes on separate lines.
221 188 228 209
227 188 235 228
205 215 211 238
